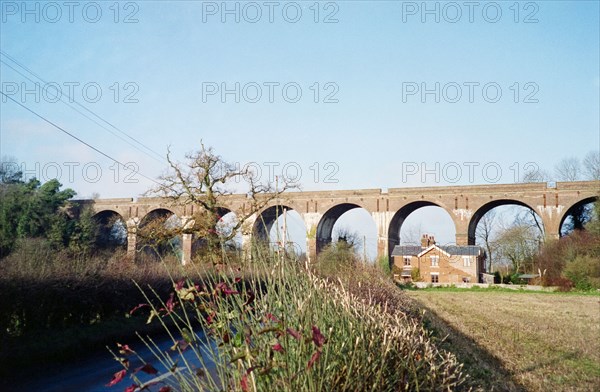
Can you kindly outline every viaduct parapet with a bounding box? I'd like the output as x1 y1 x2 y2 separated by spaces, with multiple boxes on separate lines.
79 181 599 263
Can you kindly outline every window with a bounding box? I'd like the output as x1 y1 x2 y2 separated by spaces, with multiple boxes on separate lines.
430 255 439 267
431 274 439 283
463 256 471 267
403 256 411 266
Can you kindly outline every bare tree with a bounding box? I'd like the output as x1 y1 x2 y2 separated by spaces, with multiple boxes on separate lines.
554 157 581 181
475 210 498 273
522 167 550 183
145 142 295 256
400 223 423 245
333 226 361 250
583 150 600 181
0 156 23 184
494 224 539 274
513 206 545 242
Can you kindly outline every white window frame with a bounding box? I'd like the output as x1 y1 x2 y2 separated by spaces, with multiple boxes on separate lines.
463 256 472 267
430 255 439 267
431 272 439 283
403 256 411 266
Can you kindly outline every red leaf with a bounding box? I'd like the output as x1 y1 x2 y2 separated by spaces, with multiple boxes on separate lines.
124 384 138 392
117 343 135 356
129 304 149 315
215 282 239 295
165 293 175 313
272 342 284 352
206 312 215 325
159 387 172 392
241 374 249 392
307 350 321 370
175 279 185 291
135 363 158 375
106 369 127 387
243 290 255 306
266 313 280 323
312 326 326 348
286 327 302 341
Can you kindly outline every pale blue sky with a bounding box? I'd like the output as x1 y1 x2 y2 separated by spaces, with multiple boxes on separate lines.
1 1 599 257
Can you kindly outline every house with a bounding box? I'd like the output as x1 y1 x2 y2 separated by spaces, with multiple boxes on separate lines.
392 234 486 284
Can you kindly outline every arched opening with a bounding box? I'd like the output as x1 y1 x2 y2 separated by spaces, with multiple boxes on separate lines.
93 210 127 250
216 209 242 249
253 205 292 241
559 197 598 236
253 205 306 258
191 207 243 259
316 203 377 261
137 208 181 261
469 200 544 245
469 200 545 276
388 201 455 257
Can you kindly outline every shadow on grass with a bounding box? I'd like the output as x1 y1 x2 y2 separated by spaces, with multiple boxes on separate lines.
410 297 527 392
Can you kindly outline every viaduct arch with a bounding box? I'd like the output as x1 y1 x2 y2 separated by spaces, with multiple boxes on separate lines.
78 181 599 264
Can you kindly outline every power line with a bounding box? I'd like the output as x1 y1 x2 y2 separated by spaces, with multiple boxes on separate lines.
1 91 162 187
0 59 168 166
0 50 168 165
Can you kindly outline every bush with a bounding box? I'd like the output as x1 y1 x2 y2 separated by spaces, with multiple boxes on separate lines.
411 267 421 282
509 273 526 285
563 255 600 290
0 239 183 339
534 229 600 289
376 256 391 276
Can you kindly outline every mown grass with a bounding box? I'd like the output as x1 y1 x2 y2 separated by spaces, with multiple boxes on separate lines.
407 290 600 392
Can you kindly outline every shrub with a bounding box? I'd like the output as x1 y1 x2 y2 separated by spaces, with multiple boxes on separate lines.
563 255 600 290
534 229 600 289
411 267 421 282
376 256 391 276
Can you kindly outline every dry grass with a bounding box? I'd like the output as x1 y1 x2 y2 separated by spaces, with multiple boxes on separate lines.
408 290 600 392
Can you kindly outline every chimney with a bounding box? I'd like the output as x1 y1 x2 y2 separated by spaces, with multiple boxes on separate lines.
430 235 436 245
421 234 429 248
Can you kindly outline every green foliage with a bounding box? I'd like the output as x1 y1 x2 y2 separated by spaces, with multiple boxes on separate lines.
563 255 600 290
0 169 84 257
67 207 99 253
584 199 600 236
509 273 526 285
535 209 600 290
411 267 422 282
376 256 391 276
316 240 359 275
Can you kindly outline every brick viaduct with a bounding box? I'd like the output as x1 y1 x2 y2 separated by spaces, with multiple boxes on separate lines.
80 181 599 263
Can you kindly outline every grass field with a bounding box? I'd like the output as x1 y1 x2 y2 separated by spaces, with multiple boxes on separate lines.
407 290 600 391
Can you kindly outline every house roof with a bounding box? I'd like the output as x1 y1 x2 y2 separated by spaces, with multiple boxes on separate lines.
518 274 539 279
441 245 482 256
391 246 422 256
418 244 450 257
392 244 482 257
